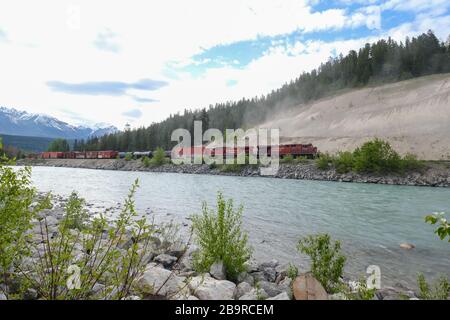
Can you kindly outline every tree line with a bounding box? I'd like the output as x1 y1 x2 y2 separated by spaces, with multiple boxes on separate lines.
71 30 450 152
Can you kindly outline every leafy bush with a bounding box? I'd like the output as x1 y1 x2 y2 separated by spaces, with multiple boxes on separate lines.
141 155 151 168
316 153 332 170
281 154 294 164
191 192 252 280
353 139 401 173
333 151 354 174
401 153 424 171
220 163 243 173
124 153 133 161
297 234 346 293
425 212 450 242
287 263 299 280
417 273 449 300
62 192 89 230
341 278 376 300
150 147 167 166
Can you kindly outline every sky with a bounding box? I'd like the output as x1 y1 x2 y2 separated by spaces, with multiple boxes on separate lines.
0 0 450 129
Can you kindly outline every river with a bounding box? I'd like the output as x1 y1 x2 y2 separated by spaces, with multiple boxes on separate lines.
26 166 449 288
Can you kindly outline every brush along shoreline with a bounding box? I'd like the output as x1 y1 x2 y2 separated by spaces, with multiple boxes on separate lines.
1 193 433 301
17 158 450 188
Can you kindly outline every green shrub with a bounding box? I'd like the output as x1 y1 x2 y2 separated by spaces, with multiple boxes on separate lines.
62 192 89 230
191 192 252 280
124 153 133 161
333 151 354 174
316 153 332 170
417 273 449 300
341 278 376 300
150 147 167 166
401 153 424 171
287 263 299 280
141 155 151 168
353 139 401 173
220 163 243 173
297 234 346 293
281 154 294 164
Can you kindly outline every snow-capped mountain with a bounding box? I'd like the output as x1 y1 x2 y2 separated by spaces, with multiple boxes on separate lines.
0 106 118 139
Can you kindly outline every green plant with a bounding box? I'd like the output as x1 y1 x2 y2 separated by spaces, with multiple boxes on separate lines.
401 153 424 171
124 153 133 161
150 147 167 166
316 153 332 170
220 163 243 173
191 192 252 280
333 151 354 174
63 192 89 230
417 273 449 300
141 155 151 168
281 154 294 164
342 278 376 300
297 234 346 293
287 263 299 280
353 139 401 174
425 212 450 242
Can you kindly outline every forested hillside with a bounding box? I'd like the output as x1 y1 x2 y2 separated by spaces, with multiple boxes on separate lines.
78 31 450 152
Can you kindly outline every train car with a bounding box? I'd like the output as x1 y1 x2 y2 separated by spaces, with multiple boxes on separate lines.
75 151 86 159
41 152 64 159
132 151 151 159
85 151 98 159
98 150 119 159
63 152 76 159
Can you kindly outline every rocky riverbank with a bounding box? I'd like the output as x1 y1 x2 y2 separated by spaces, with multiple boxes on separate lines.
1 193 435 301
17 158 450 187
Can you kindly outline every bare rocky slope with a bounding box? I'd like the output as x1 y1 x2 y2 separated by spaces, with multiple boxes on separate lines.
261 74 450 160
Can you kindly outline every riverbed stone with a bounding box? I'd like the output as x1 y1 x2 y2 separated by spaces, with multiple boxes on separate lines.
267 292 290 300
258 281 283 297
136 265 186 297
209 261 226 280
239 288 269 300
234 282 253 299
0 293 6 300
154 254 178 268
189 275 236 300
237 272 254 286
399 243 415 250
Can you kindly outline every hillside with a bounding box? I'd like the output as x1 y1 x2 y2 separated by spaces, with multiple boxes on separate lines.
261 73 450 160
0 134 55 152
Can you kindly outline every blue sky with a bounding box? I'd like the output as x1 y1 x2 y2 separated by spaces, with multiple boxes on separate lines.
0 0 449 128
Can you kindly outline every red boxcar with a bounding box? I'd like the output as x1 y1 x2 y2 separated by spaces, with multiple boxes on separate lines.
98 151 118 159
64 152 76 159
75 152 86 159
41 152 64 159
85 151 98 159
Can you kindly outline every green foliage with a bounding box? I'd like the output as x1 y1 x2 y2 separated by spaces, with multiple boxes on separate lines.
280 154 294 164
141 156 151 168
191 192 252 280
353 139 401 173
219 163 243 173
401 153 425 171
124 152 133 161
425 212 450 242
0 162 51 298
47 139 70 152
297 234 346 293
417 273 449 300
342 278 376 300
316 153 332 170
150 147 167 166
26 180 156 300
287 263 299 280
62 192 89 230
333 151 354 174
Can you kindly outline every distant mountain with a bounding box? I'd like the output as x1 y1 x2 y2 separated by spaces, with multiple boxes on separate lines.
0 107 118 139
0 133 56 152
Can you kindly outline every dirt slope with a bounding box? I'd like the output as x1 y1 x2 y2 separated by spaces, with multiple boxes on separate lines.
261 74 450 160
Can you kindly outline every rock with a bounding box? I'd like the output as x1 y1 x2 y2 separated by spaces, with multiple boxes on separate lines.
239 288 269 300
234 282 253 299
237 272 254 286
258 259 279 269
292 274 328 300
187 295 199 300
123 295 141 300
136 265 186 297
267 292 290 300
209 261 226 280
244 260 259 273
376 287 400 300
258 281 283 297
278 277 293 297
328 293 347 300
154 254 178 268
400 243 415 250
23 288 38 300
0 293 7 300
189 275 236 300
260 267 277 282
91 283 106 296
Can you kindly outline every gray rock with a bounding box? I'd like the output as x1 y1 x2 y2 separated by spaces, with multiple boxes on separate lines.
209 261 226 280
189 275 236 300
260 267 277 282
258 281 283 297
237 272 254 286
234 282 253 299
258 259 279 269
23 288 38 300
136 265 185 297
267 292 290 300
328 293 348 300
0 292 7 300
239 288 269 300
154 254 178 268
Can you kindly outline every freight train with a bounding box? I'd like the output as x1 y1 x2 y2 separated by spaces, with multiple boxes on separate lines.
32 143 318 160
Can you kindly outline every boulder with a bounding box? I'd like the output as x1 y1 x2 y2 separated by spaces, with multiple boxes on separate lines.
234 282 253 299
292 274 328 300
136 265 185 297
154 254 178 268
239 288 269 300
189 275 236 300
267 292 290 300
209 261 226 280
258 259 279 269
258 281 283 297
0 293 7 300
400 243 415 250
237 272 254 286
